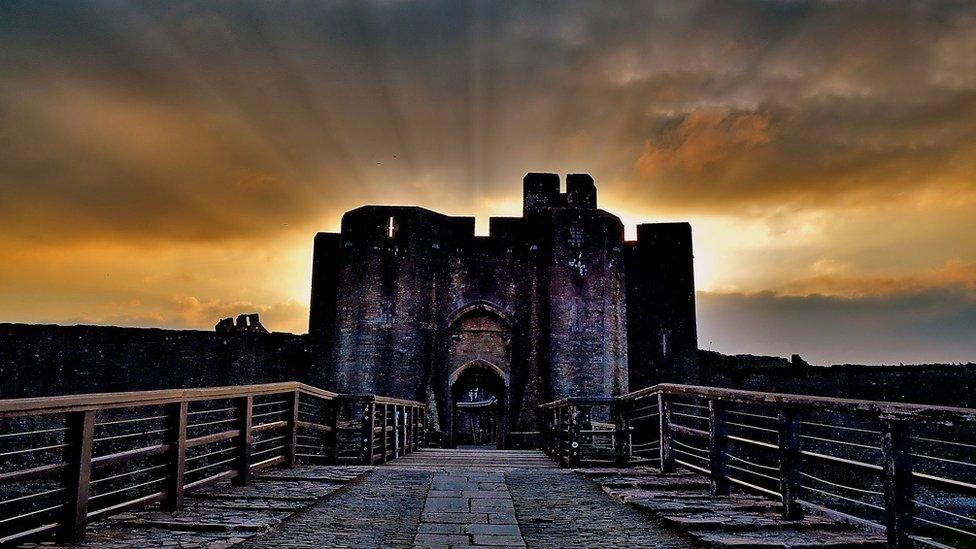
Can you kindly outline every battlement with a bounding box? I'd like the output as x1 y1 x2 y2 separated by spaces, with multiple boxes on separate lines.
523 172 597 216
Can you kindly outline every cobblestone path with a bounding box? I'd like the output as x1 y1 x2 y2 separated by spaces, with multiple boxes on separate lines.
508 468 696 549
241 468 429 548
239 449 694 548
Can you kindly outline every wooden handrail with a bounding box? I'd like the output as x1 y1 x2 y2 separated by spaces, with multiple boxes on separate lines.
539 383 976 549
538 383 976 421
0 383 429 417
0 381 427 545
0 382 347 417
622 383 976 419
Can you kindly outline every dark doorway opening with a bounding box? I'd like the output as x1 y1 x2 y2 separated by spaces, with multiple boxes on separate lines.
451 363 506 449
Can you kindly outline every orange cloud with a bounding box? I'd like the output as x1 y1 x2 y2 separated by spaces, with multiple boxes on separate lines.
781 260 976 298
635 107 771 179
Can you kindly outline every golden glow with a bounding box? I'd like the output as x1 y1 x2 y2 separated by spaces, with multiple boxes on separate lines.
1 1 974 363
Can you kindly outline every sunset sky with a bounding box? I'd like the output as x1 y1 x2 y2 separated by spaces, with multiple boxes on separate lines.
1 1 974 365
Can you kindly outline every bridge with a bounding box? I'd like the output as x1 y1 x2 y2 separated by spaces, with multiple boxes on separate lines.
1 383 973 548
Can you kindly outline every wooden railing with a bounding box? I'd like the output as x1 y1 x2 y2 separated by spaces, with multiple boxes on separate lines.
542 384 976 548
539 396 627 468
0 382 426 545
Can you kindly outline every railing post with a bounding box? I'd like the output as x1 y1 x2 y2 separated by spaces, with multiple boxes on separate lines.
558 406 565 465
567 405 581 468
411 406 416 454
881 414 915 548
708 399 730 495
162 401 188 512
232 396 253 486
612 399 629 466
416 406 423 449
327 399 340 464
420 407 427 448
57 410 95 543
554 407 560 459
400 406 407 456
361 398 375 465
380 404 389 463
400 406 413 455
394 405 400 458
659 393 675 473
777 408 803 519
411 406 417 452
285 391 300 468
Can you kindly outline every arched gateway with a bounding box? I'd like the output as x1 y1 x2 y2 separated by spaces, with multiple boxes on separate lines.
446 303 512 448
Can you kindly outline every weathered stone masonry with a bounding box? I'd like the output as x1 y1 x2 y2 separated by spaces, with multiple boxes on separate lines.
308 173 700 446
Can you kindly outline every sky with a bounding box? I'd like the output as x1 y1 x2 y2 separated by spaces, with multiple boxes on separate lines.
1 0 974 365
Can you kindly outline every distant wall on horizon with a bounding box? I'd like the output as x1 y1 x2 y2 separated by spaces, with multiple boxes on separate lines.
0 323 328 399
698 350 976 407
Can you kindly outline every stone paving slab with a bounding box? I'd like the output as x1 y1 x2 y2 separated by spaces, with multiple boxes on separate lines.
414 470 526 549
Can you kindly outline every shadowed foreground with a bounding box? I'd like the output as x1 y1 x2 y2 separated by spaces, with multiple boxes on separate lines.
21 450 695 548
244 449 695 548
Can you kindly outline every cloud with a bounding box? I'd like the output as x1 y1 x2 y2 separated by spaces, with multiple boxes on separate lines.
781 260 976 298
635 107 772 190
1 0 974 363
698 285 976 366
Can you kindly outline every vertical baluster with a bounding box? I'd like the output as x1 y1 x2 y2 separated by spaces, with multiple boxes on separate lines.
881 414 915 548
546 408 553 458
397 405 404 458
400 406 413 455
285 391 300 468
410 406 417 451
420 407 426 448
361 399 375 465
162 401 188 511
567 405 581 468
659 394 675 473
412 406 418 452
380 404 389 463
57 410 95 543
327 399 340 464
557 406 566 465
392 404 398 459
232 396 253 486
402 406 408 455
708 400 730 495
612 400 629 466
777 408 803 520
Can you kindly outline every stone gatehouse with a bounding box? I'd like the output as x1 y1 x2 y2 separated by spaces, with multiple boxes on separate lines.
308 173 698 447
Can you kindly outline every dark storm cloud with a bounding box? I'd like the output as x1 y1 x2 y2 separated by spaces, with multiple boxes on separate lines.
2 0 975 243
698 285 976 365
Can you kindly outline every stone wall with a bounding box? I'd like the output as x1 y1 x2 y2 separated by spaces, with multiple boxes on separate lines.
699 350 976 407
0 323 328 399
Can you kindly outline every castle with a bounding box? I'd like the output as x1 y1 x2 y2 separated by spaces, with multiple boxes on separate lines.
1 173 972 441
308 173 698 447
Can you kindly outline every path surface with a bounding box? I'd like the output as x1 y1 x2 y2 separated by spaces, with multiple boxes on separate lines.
243 449 696 549
30 450 696 549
